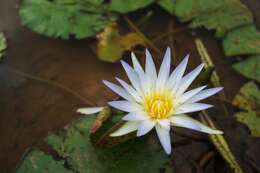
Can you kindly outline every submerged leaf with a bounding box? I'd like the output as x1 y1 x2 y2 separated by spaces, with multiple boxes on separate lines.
0 32 7 61
223 25 260 56
97 23 145 62
233 81 260 112
235 111 260 137
109 0 154 13
47 115 171 173
19 0 116 39
233 82 260 137
16 150 72 173
232 55 260 82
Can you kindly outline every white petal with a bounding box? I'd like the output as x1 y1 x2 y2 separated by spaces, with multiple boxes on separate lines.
167 55 189 90
174 103 213 114
145 49 157 82
110 121 139 137
157 47 171 90
103 80 134 101
131 52 145 76
116 77 142 103
137 119 156 136
178 86 207 104
175 64 204 96
157 119 171 130
187 87 223 103
170 115 223 134
155 124 171 155
121 60 142 94
108 100 141 112
77 107 103 115
122 112 149 121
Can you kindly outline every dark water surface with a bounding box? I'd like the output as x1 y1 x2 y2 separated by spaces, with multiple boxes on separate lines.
0 0 259 172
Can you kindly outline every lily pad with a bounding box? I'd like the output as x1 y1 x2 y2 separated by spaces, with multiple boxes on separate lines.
0 32 7 61
97 23 145 62
157 0 176 14
223 25 260 56
47 115 171 173
190 1 253 37
174 0 225 21
232 55 260 82
109 0 154 13
16 150 72 173
233 82 260 137
19 0 116 39
233 81 260 112
235 111 260 137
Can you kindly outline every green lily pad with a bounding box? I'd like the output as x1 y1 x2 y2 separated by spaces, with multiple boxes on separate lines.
232 55 260 82
233 82 260 137
157 0 176 14
190 1 253 37
174 0 225 21
16 150 72 173
109 0 154 13
0 32 7 61
223 25 260 56
19 0 116 39
47 115 171 173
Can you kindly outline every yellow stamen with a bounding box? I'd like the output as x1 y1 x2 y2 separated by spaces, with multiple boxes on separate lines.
144 90 173 119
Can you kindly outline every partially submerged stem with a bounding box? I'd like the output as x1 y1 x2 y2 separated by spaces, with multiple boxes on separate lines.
200 111 244 173
195 38 229 116
7 66 95 106
152 26 187 43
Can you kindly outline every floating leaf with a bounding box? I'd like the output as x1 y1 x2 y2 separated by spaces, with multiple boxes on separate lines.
233 81 260 112
157 0 175 14
97 23 145 62
223 25 260 56
16 150 72 173
47 115 171 173
19 0 116 39
190 1 253 37
235 111 260 137
0 32 7 61
174 0 225 21
232 55 260 83
109 0 154 13
233 82 260 137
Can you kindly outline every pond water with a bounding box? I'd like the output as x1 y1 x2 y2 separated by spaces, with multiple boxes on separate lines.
0 0 259 173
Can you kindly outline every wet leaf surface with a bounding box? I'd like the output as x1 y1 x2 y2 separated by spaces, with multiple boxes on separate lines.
16 150 72 173
19 0 116 39
223 25 260 56
46 115 171 173
109 0 154 13
190 1 253 37
232 55 260 82
233 82 260 137
97 23 145 62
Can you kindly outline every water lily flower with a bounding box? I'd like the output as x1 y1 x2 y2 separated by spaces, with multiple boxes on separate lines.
78 47 223 154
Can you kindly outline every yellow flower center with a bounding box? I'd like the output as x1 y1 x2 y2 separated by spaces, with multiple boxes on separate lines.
144 91 173 119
